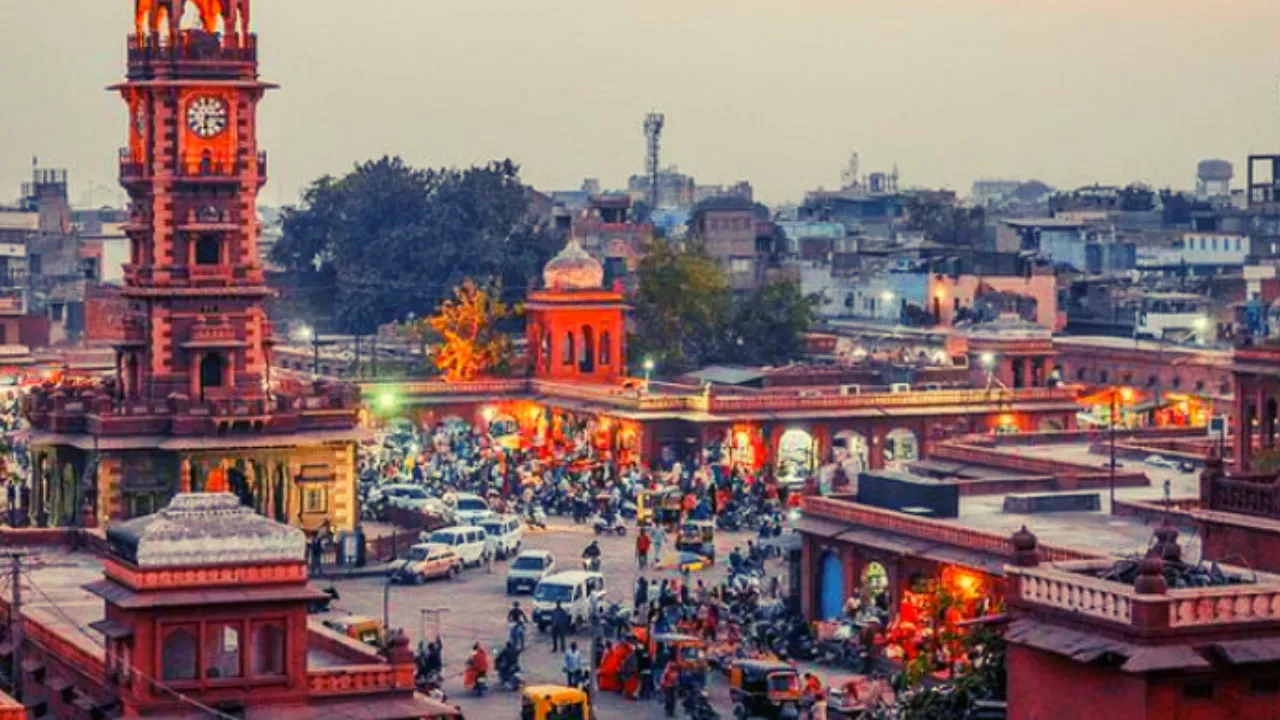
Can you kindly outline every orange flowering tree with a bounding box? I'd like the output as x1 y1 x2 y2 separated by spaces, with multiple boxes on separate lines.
425 280 515 382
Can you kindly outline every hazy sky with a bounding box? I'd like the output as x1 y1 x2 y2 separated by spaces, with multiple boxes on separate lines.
3 0 1279 207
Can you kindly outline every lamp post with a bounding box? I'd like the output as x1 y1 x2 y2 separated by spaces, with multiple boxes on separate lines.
643 358 654 383
1110 390 1117 514
980 352 996 384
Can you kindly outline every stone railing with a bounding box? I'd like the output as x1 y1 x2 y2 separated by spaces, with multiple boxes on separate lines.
531 380 702 412
801 496 1099 562
368 379 530 398
710 386 1071 414
1008 560 1280 633
1211 476 1280 519
1012 560 1135 625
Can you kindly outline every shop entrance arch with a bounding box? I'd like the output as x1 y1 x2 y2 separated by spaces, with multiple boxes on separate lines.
778 428 816 483
884 428 919 465
819 550 845 620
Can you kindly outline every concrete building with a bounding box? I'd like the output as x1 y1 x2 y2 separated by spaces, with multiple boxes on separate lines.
689 196 772 292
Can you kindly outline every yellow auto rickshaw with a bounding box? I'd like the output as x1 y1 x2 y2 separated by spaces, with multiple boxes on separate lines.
634 488 654 526
520 685 590 720
651 633 708 676
321 615 384 647
676 520 716 563
656 488 683 526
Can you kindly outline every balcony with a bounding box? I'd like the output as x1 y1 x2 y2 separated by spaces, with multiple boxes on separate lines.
177 151 267 182
119 148 146 182
126 32 258 79
189 264 234 286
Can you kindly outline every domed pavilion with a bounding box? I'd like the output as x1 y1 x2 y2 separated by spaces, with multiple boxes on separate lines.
525 238 628 381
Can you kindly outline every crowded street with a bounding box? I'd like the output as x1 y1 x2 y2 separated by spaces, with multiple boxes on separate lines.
323 517 788 718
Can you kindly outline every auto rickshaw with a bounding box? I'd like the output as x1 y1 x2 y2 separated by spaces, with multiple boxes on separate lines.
651 633 708 679
321 615 384 647
729 660 801 720
520 685 590 720
656 488 683 526
676 520 716 563
633 488 654 526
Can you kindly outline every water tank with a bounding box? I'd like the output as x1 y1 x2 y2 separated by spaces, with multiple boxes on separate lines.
1197 159 1233 182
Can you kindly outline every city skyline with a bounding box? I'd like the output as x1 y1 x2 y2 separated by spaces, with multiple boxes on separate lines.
3 0 1279 208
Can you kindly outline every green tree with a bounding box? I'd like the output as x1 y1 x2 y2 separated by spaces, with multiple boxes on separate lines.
904 195 985 247
727 281 818 366
271 157 560 334
631 241 732 371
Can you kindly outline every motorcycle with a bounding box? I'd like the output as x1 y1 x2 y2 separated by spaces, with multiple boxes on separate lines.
582 556 602 572
593 515 627 536
681 689 721 720
496 657 524 692
508 621 526 652
524 506 548 530
596 601 633 639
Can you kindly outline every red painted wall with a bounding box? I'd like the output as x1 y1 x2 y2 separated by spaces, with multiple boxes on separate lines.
1008 644 1148 720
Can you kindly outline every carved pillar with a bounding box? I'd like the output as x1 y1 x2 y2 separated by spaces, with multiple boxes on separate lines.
1236 376 1253 470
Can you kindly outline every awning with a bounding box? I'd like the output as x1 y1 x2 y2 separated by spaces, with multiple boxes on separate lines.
1210 638 1280 665
1005 618 1212 673
89 619 133 640
84 579 327 609
793 516 850 539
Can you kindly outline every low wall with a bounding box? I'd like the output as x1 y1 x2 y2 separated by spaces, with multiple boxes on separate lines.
929 443 1150 491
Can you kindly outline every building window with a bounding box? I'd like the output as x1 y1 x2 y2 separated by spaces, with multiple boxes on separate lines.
195 234 220 265
599 331 611 366
1099 370 1109 384
251 622 286 677
161 626 198 682
303 486 328 514
50 303 64 322
204 622 242 679
1183 681 1214 699
200 354 225 392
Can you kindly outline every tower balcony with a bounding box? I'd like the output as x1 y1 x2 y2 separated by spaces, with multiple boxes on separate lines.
126 32 258 80
119 149 146 183
189 264 235 285
177 151 267 182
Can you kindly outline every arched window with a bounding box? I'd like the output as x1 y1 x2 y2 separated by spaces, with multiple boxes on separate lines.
204 623 241 679
1172 376 1182 390
1076 367 1087 381
251 623 286 676
161 627 197 681
195 234 220 265
580 326 595 373
599 331 611 366
562 332 575 366
200 353 225 396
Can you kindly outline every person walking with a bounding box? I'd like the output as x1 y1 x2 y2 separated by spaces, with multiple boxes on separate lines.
636 528 651 569
652 523 665 562
563 641 584 687
634 576 649 615
551 601 570 653
810 691 829 720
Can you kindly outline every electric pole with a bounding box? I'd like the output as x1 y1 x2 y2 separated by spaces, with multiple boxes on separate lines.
5 552 25 701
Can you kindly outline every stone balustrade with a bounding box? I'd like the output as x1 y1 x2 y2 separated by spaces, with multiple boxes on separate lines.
1012 561 1135 625
1007 560 1280 633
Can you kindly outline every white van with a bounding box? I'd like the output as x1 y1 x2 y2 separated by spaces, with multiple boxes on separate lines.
424 525 490 568
531 571 606 632
479 514 523 560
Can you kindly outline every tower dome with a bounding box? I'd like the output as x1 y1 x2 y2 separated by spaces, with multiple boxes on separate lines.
543 237 604 291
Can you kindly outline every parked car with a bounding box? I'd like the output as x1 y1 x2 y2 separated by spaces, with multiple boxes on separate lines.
507 550 556 595
453 492 494 525
392 542 462 584
480 515 523 559
379 484 431 511
1145 454 1178 470
424 525 491 567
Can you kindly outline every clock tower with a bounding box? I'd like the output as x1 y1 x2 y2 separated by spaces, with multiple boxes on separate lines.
20 0 360 532
115 0 272 402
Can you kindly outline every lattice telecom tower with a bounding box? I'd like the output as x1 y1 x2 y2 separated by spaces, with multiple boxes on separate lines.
644 112 664 208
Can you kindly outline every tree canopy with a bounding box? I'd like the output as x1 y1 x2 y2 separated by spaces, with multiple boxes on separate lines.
630 241 817 372
271 157 560 334
903 195 985 247
422 280 515 382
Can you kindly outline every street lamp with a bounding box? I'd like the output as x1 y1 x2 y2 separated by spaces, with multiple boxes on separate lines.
980 352 996 383
643 358 655 383
1109 387 1135 514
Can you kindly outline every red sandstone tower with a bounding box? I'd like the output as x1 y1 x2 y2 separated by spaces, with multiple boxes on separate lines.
115 0 272 403
22 0 359 531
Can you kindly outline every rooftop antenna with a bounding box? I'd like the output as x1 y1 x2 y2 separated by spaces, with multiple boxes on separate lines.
644 112 665 209
841 152 860 190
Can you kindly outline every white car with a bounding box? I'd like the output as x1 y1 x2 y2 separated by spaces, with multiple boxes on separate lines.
531 571 606 632
479 515 523 560
1145 454 1178 470
424 525 490 567
379 484 431 511
453 493 493 525
506 550 556 595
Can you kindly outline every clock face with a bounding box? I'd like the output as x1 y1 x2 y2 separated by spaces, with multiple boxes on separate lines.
186 96 228 139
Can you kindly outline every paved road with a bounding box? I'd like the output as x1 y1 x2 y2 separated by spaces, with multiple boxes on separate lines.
322 518 786 718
